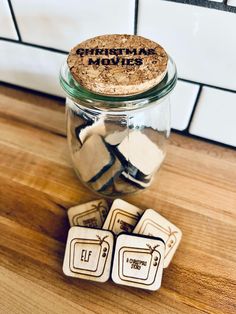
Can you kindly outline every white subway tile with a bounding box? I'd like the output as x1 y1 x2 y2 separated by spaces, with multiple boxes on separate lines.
0 41 65 96
170 80 200 131
0 0 18 39
11 0 135 51
138 0 236 91
228 0 236 7
189 86 236 147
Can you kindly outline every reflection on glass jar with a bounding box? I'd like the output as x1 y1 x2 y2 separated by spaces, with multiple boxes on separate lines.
61 57 177 197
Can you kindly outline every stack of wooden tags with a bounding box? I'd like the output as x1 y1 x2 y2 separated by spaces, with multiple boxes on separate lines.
72 122 165 195
63 199 182 291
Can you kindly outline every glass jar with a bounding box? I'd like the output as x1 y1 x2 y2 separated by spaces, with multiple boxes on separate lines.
60 57 177 197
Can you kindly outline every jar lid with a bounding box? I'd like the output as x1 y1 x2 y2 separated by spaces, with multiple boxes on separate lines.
60 57 177 112
67 34 168 96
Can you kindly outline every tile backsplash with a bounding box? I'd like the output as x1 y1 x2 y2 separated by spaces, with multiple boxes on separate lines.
0 0 18 39
0 41 65 96
0 0 236 147
189 86 236 147
138 0 236 90
11 0 135 50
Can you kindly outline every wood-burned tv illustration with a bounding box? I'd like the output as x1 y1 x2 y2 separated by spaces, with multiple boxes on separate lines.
118 244 161 286
69 235 110 278
71 201 108 227
138 219 178 259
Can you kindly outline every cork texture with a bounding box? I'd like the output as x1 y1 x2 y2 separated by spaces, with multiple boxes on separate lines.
67 34 168 96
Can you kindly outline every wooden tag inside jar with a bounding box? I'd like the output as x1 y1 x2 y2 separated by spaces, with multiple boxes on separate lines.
67 34 168 96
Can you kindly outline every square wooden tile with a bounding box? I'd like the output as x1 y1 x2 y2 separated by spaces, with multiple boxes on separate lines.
68 199 109 228
117 131 164 178
133 209 182 268
111 233 165 291
75 118 106 145
63 226 114 282
73 134 114 182
102 199 143 235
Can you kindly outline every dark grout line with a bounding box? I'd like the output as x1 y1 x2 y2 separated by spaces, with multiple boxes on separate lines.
0 81 235 149
0 41 234 98
0 36 18 42
0 2 234 150
0 37 68 54
163 0 236 13
178 77 236 94
185 84 203 132
7 0 22 41
134 0 139 35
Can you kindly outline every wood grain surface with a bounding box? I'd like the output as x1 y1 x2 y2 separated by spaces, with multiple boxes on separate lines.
0 84 235 314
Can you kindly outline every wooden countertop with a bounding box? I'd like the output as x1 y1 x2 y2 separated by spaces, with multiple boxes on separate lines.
0 84 235 314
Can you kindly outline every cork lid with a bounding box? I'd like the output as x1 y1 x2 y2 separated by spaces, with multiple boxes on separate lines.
67 34 168 96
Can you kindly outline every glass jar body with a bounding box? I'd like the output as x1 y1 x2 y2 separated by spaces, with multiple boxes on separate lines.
66 96 170 197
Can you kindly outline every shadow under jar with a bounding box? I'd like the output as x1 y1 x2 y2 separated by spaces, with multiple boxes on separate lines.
60 36 177 197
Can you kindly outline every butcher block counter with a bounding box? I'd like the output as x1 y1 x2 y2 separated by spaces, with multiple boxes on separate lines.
0 84 235 314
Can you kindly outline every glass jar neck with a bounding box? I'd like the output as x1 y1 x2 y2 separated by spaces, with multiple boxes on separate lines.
60 56 177 112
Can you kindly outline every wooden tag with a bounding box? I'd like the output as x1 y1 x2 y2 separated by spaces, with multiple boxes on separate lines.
117 131 165 178
67 34 168 96
68 199 109 228
133 209 182 268
63 226 114 282
111 233 165 291
73 134 114 182
102 199 143 235
120 171 153 189
75 118 106 145
105 129 128 146
90 157 123 192
113 176 138 194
